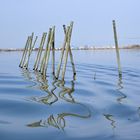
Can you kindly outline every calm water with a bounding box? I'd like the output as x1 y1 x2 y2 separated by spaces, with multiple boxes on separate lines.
0 50 140 140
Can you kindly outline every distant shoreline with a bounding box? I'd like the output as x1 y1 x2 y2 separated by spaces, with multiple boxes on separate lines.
0 45 140 52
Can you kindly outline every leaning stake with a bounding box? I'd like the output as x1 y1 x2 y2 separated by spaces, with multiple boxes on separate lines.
34 33 47 70
40 28 52 74
112 20 122 76
24 33 34 68
21 36 31 68
61 22 73 81
36 33 47 70
26 36 38 69
63 24 76 77
52 28 55 75
19 36 30 67
33 33 45 70
56 26 69 79
25 34 38 69
43 26 55 76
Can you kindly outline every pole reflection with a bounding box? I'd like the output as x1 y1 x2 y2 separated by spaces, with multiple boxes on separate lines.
21 69 91 130
116 74 127 104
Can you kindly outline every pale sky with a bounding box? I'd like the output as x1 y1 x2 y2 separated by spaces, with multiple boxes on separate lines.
0 0 140 48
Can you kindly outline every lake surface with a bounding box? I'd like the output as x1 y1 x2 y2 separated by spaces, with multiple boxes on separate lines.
0 50 140 140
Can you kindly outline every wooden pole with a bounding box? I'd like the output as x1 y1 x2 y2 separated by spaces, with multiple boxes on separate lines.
33 33 45 70
40 28 52 74
24 33 34 68
21 36 31 68
61 22 73 81
30 36 38 54
112 20 122 76
34 33 47 70
56 26 70 79
19 36 30 67
43 26 55 76
24 34 38 69
25 36 38 69
63 23 76 77
52 28 55 75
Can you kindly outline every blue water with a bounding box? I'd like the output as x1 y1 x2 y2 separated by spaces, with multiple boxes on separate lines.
0 50 140 140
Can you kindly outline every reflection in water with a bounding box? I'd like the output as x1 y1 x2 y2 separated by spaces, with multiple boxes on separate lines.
93 72 96 80
103 114 116 129
0 120 11 125
27 120 44 128
21 69 32 81
116 74 127 104
20 69 38 88
117 91 127 104
117 74 123 90
31 71 58 105
21 69 91 130
137 107 140 119
27 109 91 130
57 80 75 103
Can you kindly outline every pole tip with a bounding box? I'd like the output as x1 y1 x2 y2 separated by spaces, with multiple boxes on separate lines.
74 73 76 76
112 20 115 23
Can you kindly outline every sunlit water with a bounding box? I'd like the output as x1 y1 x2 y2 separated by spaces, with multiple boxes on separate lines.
0 50 140 140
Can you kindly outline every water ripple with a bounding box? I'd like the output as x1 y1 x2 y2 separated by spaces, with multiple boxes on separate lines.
0 51 140 140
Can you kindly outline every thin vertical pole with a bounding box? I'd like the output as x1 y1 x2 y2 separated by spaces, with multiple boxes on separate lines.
56 26 69 79
25 34 38 69
21 36 31 68
24 32 34 68
40 28 52 74
19 36 30 67
63 23 76 76
36 33 47 70
112 20 122 76
33 33 45 70
43 26 55 76
30 36 38 54
34 33 47 70
61 22 73 81
52 28 55 75
26 36 38 69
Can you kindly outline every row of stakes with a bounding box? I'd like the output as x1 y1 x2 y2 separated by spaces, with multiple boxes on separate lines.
19 20 122 80
19 22 76 81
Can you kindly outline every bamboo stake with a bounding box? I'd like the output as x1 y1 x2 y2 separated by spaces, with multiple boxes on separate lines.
63 23 76 76
24 33 34 68
25 36 38 69
33 33 45 70
61 22 73 81
112 20 122 76
21 36 31 68
40 30 51 74
19 36 30 67
43 26 55 76
52 28 55 75
33 33 47 70
56 26 70 79
40 28 52 74
36 33 47 70
24 34 38 69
